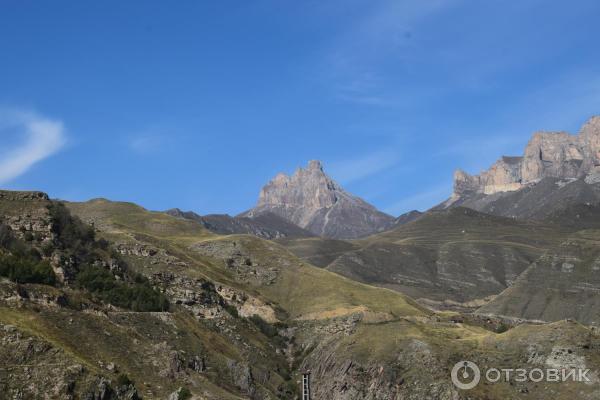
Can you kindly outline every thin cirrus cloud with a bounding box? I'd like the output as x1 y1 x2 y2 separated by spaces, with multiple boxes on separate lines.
436 69 600 176
128 134 169 155
324 0 459 107
327 150 400 185
0 109 66 185
384 182 451 215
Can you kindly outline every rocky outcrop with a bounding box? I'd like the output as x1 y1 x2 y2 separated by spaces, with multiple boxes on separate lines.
304 338 459 400
116 243 188 267
151 272 225 319
241 160 395 239
0 190 49 201
453 156 524 196
451 116 600 198
0 190 54 243
151 271 278 322
190 238 283 286
0 320 142 400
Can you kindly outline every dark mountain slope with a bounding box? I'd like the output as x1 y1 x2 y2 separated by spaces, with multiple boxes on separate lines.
478 228 600 324
282 208 569 308
394 209 423 226
442 177 600 220
166 208 314 239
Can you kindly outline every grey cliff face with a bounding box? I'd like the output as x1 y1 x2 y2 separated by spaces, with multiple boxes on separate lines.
452 116 600 198
254 160 344 228
242 160 395 239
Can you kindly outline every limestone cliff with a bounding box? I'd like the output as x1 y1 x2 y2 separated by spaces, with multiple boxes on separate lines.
241 160 395 239
452 116 600 198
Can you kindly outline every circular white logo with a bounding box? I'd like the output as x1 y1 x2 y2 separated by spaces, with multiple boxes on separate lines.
451 361 481 390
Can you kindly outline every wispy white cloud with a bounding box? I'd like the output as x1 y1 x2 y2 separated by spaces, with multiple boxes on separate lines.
128 134 166 155
333 71 395 107
324 0 461 106
384 182 451 215
323 0 599 109
0 109 66 185
335 92 394 107
510 70 600 132
327 150 400 185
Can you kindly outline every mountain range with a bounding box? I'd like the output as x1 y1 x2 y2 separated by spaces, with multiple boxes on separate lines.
2 117 600 399
182 115 600 241
165 208 315 240
168 116 600 322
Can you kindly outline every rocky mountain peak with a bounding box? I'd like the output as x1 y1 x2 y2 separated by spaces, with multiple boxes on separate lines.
451 116 600 198
257 160 343 212
307 159 324 171
242 160 395 239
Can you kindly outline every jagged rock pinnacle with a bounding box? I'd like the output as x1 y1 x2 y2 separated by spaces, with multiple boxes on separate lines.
307 160 323 171
241 160 394 239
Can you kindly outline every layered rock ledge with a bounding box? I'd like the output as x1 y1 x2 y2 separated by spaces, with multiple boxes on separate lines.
453 116 600 197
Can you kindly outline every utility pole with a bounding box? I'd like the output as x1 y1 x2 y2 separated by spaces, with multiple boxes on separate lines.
302 370 311 400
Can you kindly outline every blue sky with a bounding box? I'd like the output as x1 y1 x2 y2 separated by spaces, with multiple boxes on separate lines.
1 1 600 216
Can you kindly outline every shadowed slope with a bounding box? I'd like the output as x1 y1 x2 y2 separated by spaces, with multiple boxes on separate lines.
282 208 569 308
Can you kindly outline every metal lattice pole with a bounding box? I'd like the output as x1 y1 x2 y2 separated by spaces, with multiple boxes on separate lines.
302 371 311 400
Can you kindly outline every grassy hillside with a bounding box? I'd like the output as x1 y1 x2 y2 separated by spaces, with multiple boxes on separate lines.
67 199 600 399
0 285 275 399
67 198 215 243
68 199 426 321
281 207 570 307
0 194 293 398
478 228 600 324
3 192 600 399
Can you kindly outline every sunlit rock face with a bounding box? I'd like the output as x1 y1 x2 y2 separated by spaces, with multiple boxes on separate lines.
256 160 341 227
453 116 600 197
242 160 395 239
